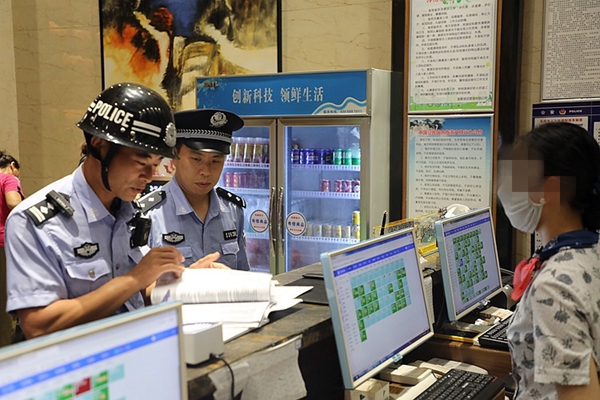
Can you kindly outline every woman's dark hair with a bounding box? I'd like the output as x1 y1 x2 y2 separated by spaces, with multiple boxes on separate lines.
0 150 19 170
521 122 600 230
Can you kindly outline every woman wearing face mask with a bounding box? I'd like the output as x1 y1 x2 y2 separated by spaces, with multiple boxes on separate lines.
497 122 600 399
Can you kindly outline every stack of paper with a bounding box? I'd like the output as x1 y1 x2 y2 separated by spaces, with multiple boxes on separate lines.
151 269 312 342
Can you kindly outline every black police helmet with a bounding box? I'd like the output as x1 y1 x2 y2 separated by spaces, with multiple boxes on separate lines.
77 83 178 159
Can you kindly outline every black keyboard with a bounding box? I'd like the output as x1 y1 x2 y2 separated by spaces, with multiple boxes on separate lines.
414 368 504 400
477 318 510 351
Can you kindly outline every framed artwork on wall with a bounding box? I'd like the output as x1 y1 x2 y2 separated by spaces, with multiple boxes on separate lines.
99 0 281 111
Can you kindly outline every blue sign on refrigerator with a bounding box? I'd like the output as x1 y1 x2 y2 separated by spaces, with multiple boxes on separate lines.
196 70 369 117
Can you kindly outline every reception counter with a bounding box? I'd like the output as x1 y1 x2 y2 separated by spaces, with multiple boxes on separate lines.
185 263 512 399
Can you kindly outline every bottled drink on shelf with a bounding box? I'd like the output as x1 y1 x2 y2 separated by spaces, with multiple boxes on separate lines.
352 147 361 166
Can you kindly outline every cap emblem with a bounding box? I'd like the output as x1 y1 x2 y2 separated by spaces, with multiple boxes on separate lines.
164 122 176 147
209 112 228 128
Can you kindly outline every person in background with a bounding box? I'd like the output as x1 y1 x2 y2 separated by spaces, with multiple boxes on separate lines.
142 109 250 270
5 83 188 339
0 151 24 347
497 122 600 399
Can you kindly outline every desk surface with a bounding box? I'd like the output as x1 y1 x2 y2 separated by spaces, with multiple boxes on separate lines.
185 263 512 399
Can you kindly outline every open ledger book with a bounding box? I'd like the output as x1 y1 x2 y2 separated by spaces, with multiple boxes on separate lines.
151 269 312 341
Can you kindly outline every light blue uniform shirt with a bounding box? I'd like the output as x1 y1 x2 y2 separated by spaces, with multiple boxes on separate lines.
145 175 249 270
5 166 145 314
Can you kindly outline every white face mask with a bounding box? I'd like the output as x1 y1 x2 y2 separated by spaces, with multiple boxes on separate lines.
497 183 545 233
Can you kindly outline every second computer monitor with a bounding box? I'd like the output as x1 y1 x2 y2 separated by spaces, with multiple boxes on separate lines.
321 228 434 390
435 206 503 322
0 302 187 400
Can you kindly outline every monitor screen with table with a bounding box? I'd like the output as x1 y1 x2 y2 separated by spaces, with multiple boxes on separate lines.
0 302 187 400
435 206 503 322
321 228 434 390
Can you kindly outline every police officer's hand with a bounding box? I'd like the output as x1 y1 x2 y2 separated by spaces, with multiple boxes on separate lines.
130 246 185 288
189 251 231 270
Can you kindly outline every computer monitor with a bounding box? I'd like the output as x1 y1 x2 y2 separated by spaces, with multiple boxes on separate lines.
434 206 503 322
321 228 434 390
0 302 187 400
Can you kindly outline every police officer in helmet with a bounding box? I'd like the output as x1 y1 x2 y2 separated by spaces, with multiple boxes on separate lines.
5 83 189 339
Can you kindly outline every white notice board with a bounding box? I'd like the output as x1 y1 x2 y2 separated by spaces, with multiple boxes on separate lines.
542 0 600 101
408 0 498 113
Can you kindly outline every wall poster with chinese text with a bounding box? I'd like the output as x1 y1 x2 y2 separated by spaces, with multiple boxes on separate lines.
408 0 497 113
406 115 494 217
542 0 600 101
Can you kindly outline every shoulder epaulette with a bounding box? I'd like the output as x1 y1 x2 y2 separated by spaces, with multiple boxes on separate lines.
216 187 246 208
135 190 166 214
25 191 73 226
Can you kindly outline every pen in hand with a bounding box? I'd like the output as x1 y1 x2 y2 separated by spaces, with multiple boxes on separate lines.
380 210 387 236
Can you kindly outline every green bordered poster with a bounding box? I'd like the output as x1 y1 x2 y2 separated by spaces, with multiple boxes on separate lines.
406 114 494 217
408 0 497 113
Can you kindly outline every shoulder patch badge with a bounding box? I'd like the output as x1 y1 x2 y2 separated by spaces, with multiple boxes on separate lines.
162 231 185 245
74 242 99 258
216 187 246 208
135 190 166 213
25 192 73 226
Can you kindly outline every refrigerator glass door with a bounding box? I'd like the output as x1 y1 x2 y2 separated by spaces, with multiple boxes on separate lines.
219 120 276 274
280 119 367 272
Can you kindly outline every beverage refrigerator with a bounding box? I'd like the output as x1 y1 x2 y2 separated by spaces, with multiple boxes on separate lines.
196 69 400 274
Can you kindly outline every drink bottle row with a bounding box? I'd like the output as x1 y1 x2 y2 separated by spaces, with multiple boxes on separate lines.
227 137 270 164
291 148 360 166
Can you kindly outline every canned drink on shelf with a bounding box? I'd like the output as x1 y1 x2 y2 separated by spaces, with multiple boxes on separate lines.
342 180 353 193
258 171 267 188
306 148 316 164
334 180 343 192
322 224 333 238
314 224 323 237
263 139 269 163
291 148 300 164
243 138 254 163
299 149 308 164
352 180 360 193
352 225 361 239
305 224 314 237
352 211 360 226
334 225 343 238
343 149 353 165
324 149 334 164
320 179 331 192
333 149 343 165
232 138 243 163
314 149 325 164
224 172 233 187
352 148 361 165
343 225 352 238
232 172 240 188
253 139 264 163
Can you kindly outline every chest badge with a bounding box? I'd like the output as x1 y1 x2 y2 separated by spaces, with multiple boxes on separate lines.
223 229 238 241
163 231 185 245
74 242 99 259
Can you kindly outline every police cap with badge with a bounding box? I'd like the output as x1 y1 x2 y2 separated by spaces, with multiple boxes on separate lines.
174 109 244 154
174 109 246 209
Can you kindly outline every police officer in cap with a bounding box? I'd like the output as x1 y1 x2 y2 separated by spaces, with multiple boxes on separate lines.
5 83 188 339
142 109 250 270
